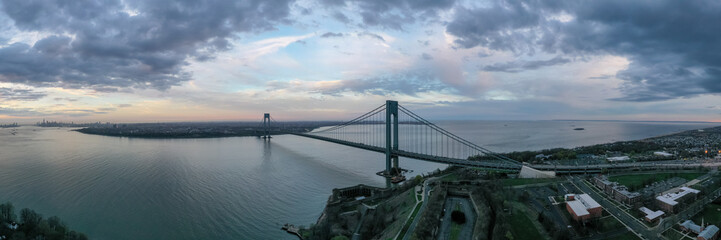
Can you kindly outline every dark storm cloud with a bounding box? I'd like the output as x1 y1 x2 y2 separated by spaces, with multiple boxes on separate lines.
0 0 295 91
446 0 721 101
0 87 46 101
482 56 570 73
325 0 456 30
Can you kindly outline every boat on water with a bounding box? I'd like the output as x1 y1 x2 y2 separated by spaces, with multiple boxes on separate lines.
573 128 585 131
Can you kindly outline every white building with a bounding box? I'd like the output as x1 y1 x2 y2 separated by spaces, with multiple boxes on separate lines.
607 156 630 162
653 151 673 157
656 187 700 212
639 207 664 223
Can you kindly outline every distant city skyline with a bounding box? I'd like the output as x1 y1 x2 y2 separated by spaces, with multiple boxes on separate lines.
1 0 721 123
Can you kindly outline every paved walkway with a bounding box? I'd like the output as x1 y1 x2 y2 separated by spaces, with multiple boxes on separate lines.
400 175 443 240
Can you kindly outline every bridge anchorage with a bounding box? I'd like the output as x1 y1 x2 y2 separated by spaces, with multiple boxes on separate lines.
262 100 524 181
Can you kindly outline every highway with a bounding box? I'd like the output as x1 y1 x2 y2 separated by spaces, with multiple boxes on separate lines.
292 132 721 174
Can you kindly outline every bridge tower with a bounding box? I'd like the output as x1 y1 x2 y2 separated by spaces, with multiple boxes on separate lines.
385 100 399 175
262 113 271 139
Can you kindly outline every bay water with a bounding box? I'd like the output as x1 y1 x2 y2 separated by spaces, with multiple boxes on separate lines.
0 120 716 239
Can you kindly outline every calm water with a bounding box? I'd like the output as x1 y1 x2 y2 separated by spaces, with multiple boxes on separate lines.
0 121 716 239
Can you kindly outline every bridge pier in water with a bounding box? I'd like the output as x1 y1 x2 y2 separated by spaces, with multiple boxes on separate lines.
384 100 402 177
262 113 271 140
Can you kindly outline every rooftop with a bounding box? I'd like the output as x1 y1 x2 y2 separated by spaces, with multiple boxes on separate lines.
567 200 589 216
639 207 664 220
577 193 601 209
616 186 642 198
699 225 719 240
680 220 702 234
657 187 700 206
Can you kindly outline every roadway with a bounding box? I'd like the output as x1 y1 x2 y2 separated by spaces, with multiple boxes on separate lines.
569 176 656 239
437 197 475 240
289 132 522 171
289 131 721 174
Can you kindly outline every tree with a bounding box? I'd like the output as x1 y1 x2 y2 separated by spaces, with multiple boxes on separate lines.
0 202 15 223
505 230 514 240
48 216 68 234
20 208 43 234
67 230 89 240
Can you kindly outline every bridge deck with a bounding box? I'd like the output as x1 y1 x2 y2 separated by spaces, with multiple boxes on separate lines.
290 132 521 170
285 132 710 174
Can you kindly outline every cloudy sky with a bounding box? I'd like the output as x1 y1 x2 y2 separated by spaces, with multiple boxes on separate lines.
1 0 721 123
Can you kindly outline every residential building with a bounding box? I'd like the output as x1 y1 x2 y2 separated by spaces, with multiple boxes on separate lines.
638 207 664 223
699 225 719 240
656 187 700 213
614 186 642 207
679 220 719 240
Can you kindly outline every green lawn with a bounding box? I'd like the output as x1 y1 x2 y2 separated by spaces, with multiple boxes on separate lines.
441 173 459 182
508 208 544 240
609 172 705 189
449 221 462 240
692 203 721 227
663 229 693 240
598 217 624 232
448 203 463 240
501 178 561 186
615 232 641 240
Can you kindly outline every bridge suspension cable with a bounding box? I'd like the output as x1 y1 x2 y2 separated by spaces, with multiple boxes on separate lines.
264 100 521 171
397 105 521 165
290 102 520 168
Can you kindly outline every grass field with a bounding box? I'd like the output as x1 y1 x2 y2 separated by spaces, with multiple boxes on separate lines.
692 203 721 227
663 229 693 240
508 208 544 240
615 231 641 240
609 172 705 189
441 173 459 182
598 216 624 232
501 178 561 186
449 221 462 240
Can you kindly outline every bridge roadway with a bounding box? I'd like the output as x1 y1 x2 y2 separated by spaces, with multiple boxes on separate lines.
531 160 713 174
289 133 521 171
286 132 717 173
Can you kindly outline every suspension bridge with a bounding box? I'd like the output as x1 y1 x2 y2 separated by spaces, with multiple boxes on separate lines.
257 100 715 177
259 100 524 177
